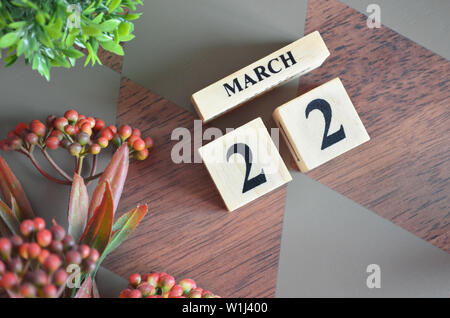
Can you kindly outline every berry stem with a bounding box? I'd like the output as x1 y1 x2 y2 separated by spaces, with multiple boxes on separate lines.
41 149 73 182
86 155 98 185
25 152 72 185
77 156 84 175
84 171 103 183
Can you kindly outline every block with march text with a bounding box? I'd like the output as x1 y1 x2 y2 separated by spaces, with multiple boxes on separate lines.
198 117 292 211
192 31 330 123
273 77 370 172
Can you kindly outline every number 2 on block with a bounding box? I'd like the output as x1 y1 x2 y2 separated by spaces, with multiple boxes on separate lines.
226 143 267 193
305 99 346 150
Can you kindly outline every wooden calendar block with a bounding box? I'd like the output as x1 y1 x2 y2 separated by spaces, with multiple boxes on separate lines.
273 77 370 172
192 31 330 123
198 117 292 211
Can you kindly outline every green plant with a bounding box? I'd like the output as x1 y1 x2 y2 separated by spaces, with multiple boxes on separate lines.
0 109 154 186
0 0 143 80
0 142 149 297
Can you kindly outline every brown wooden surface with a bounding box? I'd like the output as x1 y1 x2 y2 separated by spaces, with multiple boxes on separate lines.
302 0 449 252
102 78 287 297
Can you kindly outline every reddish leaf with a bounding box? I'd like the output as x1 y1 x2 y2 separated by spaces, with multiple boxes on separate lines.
0 199 20 236
92 279 100 298
80 182 114 254
97 205 148 267
88 143 128 219
74 276 93 298
0 156 34 220
68 173 89 241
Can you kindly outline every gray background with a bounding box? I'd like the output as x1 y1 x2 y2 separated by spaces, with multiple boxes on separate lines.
1 1 449 297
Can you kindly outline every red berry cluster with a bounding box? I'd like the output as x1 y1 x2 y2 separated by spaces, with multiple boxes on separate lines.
0 110 154 160
119 272 220 298
0 218 99 298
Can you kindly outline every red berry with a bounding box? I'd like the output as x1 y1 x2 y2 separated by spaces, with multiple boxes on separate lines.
80 122 92 136
54 117 68 131
44 254 62 272
51 223 66 241
100 128 114 141
0 260 5 275
38 249 50 264
45 137 60 150
132 138 146 151
0 272 18 289
43 284 57 298
187 288 203 298
179 278 197 294
19 243 29 259
8 257 23 273
15 122 29 135
20 283 37 298
168 285 184 298
88 248 99 263
50 130 64 141
64 110 78 123
131 128 141 137
49 240 63 253
33 217 46 231
136 148 149 160
20 219 35 237
129 273 141 287
68 142 82 156
97 137 108 148
107 125 117 134
36 229 52 247
119 289 132 298
159 275 175 293
77 131 90 146
111 133 122 147
64 124 76 136
30 120 46 137
65 250 82 265
78 114 86 121
138 282 155 297
118 125 132 140
6 136 22 150
53 269 68 286
144 137 154 149
33 269 48 287
78 245 90 259
27 243 41 259
146 272 160 287
127 135 140 147
10 235 23 248
46 115 56 127
128 289 142 298
89 143 101 155
82 260 96 273
94 119 105 131
62 235 75 251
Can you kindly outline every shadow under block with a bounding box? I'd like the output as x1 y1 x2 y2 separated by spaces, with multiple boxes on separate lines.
300 0 449 252
103 78 289 297
198 117 292 211
274 77 370 172
191 31 330 123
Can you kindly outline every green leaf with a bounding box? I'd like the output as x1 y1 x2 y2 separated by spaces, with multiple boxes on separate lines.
88 144 128 219
82 24 101 36
16 38 27 56
8 21 26 29
123 13 142 21
119 34 135 42
0 199 20 236
109 0 122 12
80 182 114 254
0 32 19 48
74 276 93 298
68 174 89 242
118 22 130 37
99 19 120 32
0 156 34 220
99 39 124 56
96 205 148 272
61 48 84 59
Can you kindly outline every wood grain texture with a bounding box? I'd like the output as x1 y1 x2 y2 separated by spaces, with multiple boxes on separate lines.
102 78 287 297
301 0 449 252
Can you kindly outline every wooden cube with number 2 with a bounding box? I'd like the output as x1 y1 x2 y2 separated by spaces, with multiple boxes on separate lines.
273 77 370 172
198 117 292 212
